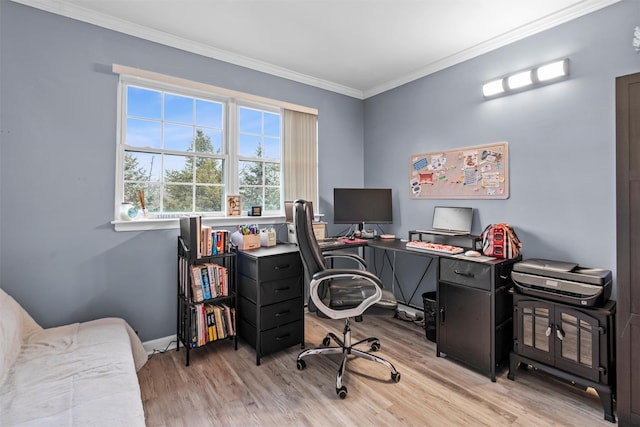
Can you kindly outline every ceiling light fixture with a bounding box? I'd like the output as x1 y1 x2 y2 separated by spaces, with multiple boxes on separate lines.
483 58 569 99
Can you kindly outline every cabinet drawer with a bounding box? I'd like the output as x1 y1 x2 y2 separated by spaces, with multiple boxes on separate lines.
261 298 303 330
238 318 303 355
259 252 303 281
440 258 491 290
261 321 304 355
261 276 302 305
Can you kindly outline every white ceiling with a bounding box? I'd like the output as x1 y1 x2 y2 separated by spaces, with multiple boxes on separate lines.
14 0 621 98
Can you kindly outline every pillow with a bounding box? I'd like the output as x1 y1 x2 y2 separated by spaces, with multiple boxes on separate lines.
0 289 41 382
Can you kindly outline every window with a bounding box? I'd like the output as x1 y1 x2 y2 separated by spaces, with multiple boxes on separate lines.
113 65 318 230
117 81 282 218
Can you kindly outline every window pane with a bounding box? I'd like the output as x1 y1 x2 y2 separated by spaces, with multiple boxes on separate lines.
265 187 280 210
164 123 194 151
127 86 161 119
127 119 161 148
124 151 161 182
124 183 160 213
264 112 280 137
164 184 192 212
264 162 280 185
164 154 192 183
199 129 223 154
239 134 261 157
240 186 262 211
196 157 223 184
196 99 222 128
193 129 217 153
239 161 263 185
195 185 223 212
264 137 280 160
164 93 193 124
239 107 262 133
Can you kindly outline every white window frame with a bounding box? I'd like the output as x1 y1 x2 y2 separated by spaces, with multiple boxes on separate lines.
111 65 316 232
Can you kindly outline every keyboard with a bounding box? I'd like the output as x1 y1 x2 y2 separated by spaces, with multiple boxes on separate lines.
405 241 464 255
317 239 343 248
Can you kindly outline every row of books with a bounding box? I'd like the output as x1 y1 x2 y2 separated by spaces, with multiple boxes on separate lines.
201 227 230 257
179 256 230 302
190 303 236 348
179 215 231 258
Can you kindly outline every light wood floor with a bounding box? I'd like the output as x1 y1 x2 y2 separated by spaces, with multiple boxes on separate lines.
137 312 614 427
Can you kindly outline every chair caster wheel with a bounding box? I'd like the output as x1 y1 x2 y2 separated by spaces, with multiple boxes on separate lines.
370 341 380 351
296 360 306 370
391 372 401 383
337 386 348 399
322 337 331 347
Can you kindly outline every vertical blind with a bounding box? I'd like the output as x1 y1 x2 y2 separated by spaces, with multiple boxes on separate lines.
283 109 318 207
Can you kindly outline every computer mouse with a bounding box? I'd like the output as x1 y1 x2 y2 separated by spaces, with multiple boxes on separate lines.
465 250 481 257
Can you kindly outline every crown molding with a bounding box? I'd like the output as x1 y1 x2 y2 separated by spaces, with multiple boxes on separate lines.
10 0 365 99
11 0 621 100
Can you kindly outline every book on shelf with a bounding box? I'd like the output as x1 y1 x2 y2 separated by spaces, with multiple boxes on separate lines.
189 265 204 303
199 265 213 300
221 303 235 336
205 304 218 342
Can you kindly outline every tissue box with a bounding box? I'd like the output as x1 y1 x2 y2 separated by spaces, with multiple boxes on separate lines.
231 231 261 250
260 228 276 247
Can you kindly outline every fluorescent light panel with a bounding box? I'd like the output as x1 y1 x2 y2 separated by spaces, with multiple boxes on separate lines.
483 58 569 98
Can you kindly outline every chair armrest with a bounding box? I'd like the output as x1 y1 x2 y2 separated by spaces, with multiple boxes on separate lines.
309 269 383 319
322 252 367 270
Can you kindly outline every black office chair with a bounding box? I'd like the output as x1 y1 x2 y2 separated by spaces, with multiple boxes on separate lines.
293 199 400 399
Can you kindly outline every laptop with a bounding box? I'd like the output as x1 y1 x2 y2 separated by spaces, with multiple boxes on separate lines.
418 206 473 236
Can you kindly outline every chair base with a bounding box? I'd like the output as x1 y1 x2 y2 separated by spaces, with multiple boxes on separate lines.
296 318 401 399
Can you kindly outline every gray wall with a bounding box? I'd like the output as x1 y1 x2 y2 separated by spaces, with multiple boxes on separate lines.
0 0 363 341
364 0 640 306
1 0 638 340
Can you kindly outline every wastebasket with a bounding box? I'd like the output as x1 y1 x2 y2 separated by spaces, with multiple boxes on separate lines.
422 291 437 342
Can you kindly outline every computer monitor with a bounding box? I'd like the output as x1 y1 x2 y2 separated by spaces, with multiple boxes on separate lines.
333 188 393 226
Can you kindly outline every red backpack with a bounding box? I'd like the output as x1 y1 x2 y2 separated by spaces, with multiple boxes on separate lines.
481 224 522 259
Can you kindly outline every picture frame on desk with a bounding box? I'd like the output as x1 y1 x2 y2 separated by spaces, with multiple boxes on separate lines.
227 195 241 216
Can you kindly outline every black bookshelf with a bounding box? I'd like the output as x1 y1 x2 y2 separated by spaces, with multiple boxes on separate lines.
176 218 238 366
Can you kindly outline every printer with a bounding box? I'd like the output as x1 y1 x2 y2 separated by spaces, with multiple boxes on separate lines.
511 258 611 308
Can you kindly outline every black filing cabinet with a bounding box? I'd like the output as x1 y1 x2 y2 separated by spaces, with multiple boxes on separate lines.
437 256 520 381
237 245 304 365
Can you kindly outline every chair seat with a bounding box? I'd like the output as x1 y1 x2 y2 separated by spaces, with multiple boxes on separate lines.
328 278 398 312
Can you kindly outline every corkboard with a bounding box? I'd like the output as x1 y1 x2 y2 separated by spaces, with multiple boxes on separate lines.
409 141 509 199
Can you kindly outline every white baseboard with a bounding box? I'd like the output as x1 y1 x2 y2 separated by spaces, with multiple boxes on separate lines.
143 335 177 355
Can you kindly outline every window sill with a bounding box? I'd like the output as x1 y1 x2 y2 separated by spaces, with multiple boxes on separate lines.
112 215 287 232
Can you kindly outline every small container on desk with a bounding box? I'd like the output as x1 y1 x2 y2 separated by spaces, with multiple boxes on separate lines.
231 231 261 250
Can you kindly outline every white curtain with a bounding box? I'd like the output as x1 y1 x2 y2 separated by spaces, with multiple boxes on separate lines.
283 109 318 206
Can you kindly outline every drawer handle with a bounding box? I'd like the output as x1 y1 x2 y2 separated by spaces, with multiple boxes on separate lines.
275 310 291 317
275 286 291 293
454 269 475 278
274 264 290 270
275 333 291 341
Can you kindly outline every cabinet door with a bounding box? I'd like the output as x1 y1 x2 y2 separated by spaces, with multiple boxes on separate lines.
514 299 554 365
439 282 491 373
554 306 600 382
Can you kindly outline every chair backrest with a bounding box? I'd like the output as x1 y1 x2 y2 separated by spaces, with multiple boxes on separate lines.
293 199 326 278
